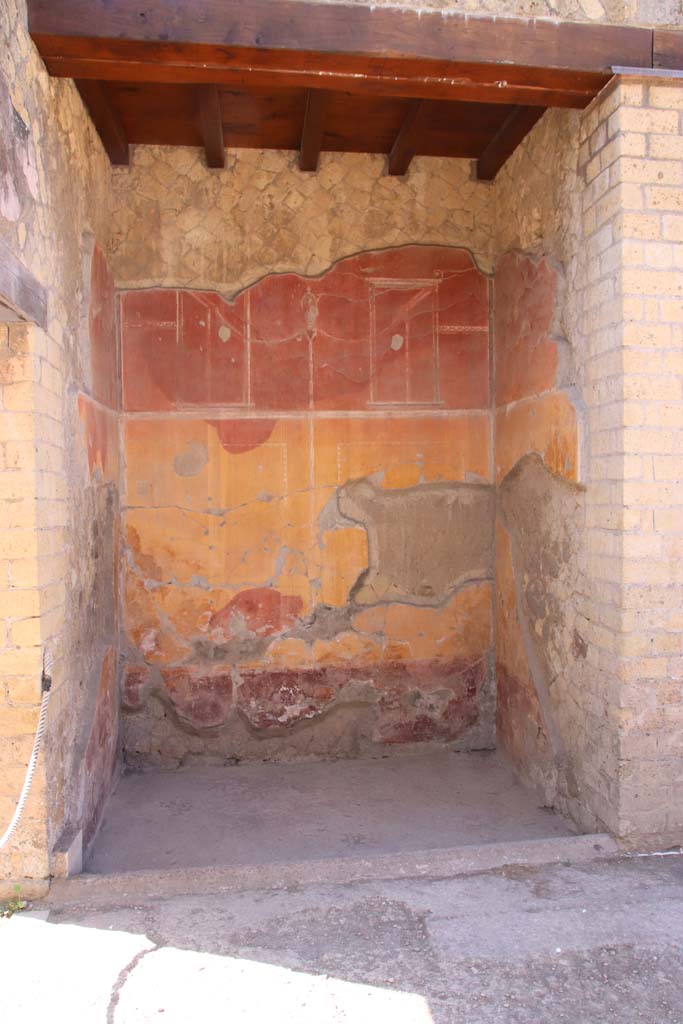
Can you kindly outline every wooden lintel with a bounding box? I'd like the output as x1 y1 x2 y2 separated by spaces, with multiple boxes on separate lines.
299 89 328 172
387 100 428 176
476 106 546 181
28 1 654 74
75 79 129 165
0 238 48 330
197 84 224 168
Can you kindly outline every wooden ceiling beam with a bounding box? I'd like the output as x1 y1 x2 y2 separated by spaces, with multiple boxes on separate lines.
476 106 546 181
654 30 683 71
299 89 329 172
40 53 602 109
387 100 429 176
28 1 655 73
197 84 225 168
74 79 129 164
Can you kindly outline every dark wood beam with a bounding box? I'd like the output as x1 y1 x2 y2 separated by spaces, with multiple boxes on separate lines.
75 79 129 164
299 90 328 172
39 52 605 109
28 1 655 73
387 100 429 176
196 84 224 167
0 239 48 330
654 30 683 71
476 106 546 181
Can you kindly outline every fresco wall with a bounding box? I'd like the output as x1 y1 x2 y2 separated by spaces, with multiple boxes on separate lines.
493 250 585 810
74 241 121 848
119 245 495 764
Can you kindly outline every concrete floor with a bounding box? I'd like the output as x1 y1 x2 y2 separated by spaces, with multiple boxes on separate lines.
3 853 683 1022
87 750 575 874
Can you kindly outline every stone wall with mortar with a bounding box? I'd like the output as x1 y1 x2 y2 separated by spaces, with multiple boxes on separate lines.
109 148 496 291
119 246 496 764
307 0 683 28
0 0 118 891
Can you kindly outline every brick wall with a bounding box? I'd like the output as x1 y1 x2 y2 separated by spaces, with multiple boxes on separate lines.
598 79 683 844
0 322 49 888
0 0 114 893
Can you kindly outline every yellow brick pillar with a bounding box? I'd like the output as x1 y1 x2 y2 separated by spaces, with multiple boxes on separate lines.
584 75 683 846
0 321 50 896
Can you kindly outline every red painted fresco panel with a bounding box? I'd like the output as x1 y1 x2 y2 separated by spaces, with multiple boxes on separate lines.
89 244 118 409
439 330 490 409
120 245 490 413
494 252 559 407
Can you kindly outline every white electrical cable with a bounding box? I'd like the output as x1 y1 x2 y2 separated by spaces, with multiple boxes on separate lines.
0 654 52 850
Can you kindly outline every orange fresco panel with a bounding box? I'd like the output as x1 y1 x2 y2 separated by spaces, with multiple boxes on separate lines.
262 637 314 669
123 568 191 664
77 393 119 484
313 632 383 665
313 415 491 491
124 417 309 512
496 392 578 483
320 526 369 607
124 498 308 589
382 582 492 663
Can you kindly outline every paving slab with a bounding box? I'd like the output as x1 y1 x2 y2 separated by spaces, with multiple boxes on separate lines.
87 749 576 874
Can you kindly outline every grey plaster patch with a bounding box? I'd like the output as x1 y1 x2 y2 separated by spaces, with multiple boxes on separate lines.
339 479 494 605
173 441 209 477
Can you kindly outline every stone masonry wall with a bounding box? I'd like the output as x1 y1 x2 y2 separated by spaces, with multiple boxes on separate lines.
0 0 117 892
310 0 683 28
109 148 496 291
120 246 495 764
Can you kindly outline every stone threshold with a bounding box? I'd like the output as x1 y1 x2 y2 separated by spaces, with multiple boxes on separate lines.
46 833 618 908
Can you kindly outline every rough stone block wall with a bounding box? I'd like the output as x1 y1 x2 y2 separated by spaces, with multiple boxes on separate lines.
0 0 117 890
110 147 496 291
120 245 495 763
310 0 683 27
